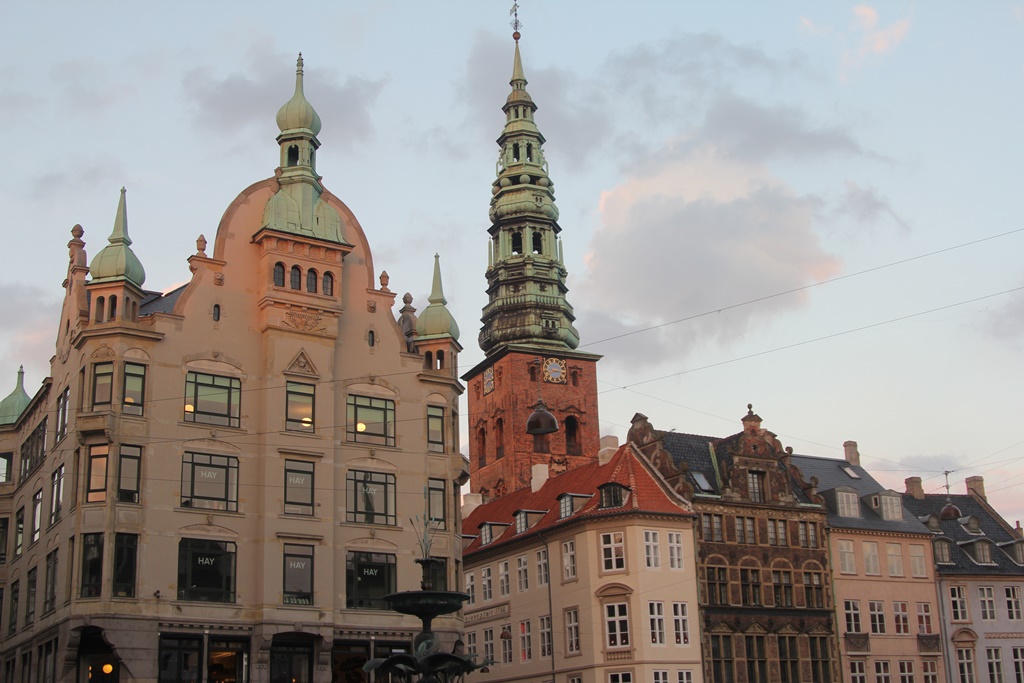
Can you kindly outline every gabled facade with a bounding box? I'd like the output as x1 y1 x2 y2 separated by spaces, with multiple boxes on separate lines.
0 56 466 683
462 440 703 683
902 477 1024 683
629 408 838 683
791 445 946 683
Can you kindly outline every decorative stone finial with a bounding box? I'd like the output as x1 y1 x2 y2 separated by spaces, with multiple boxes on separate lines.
379 270 390 292
196 234 207 256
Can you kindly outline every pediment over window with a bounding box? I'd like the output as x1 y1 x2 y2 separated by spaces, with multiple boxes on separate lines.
595 582 633 598
284 350 320 378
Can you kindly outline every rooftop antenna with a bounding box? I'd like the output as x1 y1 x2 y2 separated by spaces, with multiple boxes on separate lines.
943 470 953 496
510 1 522 41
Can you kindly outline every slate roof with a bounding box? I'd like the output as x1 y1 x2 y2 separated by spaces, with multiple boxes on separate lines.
463 444 693 557
790 454 929 535
901 493 1024 576
139 285 186 315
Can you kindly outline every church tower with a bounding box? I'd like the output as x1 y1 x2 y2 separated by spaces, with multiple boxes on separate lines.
462 32 601 500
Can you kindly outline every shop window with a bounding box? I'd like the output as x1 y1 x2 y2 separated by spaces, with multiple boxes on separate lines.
158 635 202 683
285 382 315 432
180 453 239 511
345 551 396 609
346 470 396 525
283 544 314 605
284 460 314 515
80 533 104 598
177 538 236 602
346 395 395 446
113 533 138 598
184 372 241 428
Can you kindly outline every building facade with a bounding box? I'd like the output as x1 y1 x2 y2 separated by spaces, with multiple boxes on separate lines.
462 35 601 501
462 439 704 683
628 409 838 683
791 445 946 683
0 56 466 683
902 477 1024 683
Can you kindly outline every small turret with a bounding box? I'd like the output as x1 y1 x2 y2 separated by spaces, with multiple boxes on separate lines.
89 188 146 287
276 53 322 137
416 255 462 375
0 366 31 426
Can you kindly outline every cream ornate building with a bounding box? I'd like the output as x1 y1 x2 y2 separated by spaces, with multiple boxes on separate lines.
0 56 465 683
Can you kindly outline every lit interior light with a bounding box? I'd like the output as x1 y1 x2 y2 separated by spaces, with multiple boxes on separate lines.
301 417 312 426
356 422 367 432
102 664 114 675
184 404 195 413
124 397 135 403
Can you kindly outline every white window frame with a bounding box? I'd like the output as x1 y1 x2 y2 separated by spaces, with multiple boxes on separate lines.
864 541 881 576
601 532 626 572
605 602 630 648
980 586 997 621
562 540 577 580
668 531 684 570
839 540 856 574
672 602 689 645
536 548 549 586
887 543 904 577
499 560 510 596
1006 586 1022 621
910 544 928 578
517 555 529 592
649 601 665 645
838 491 860 517
644 530 661 568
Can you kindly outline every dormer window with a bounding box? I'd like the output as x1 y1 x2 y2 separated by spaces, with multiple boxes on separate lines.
559 495 573 519
515 511 528 535
960 516 983 536
974 541 992 564
747 471 766 503
934 540 952 564
841 465 860 479
837 491 860 518
480 525 493 546
880 495 902 521
599 484 625 509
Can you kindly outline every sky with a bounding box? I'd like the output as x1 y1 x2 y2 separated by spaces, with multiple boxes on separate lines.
2 2 1023 523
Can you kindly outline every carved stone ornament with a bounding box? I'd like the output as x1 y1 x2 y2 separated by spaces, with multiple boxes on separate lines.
285 350 319 377
366 300 377 313
196 234 208 256
379 270 390 291
214 273 225 286
91 345 116 360
283 311 324 332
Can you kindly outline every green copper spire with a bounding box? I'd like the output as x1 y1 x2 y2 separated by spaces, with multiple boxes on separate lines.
478 35 580 354
416 254 460 341
89 187 147 287
0 366 30 426
276 53 322 136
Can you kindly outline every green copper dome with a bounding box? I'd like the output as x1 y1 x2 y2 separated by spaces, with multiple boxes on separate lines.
276 53 322 136
89 187 146 287
416 254 460 341
0 366 30 426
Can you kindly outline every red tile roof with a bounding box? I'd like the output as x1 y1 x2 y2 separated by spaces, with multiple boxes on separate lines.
463 443 694 557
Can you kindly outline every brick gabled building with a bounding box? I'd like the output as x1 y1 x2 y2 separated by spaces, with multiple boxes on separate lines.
628 408 837 683
461 439 703 683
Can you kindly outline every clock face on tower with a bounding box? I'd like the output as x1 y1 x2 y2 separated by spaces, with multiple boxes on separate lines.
483 367 495 394
543 358 567 383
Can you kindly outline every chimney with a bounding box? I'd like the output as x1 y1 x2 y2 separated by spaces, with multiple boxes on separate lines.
905 477 925 500
461 492 483 519
598 435 620 465
1015 521 1023 539
965 476 986 501
843 440 860 467
531 463 549 493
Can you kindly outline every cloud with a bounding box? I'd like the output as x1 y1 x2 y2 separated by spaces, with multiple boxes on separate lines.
29 161 125 201
798 17 831 36
830 180 910 232
0 286 61 383
985 287 1024 343
839 6 911 77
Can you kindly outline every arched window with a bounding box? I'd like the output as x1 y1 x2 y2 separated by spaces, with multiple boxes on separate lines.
368 330 375 347
526 143 533 162
495 419 504 459
565 416 580 455
287 145 299 166
424 351 433 370
273 262 285 287
306 269 318 293
436 350 445 370
322 272 334 296
109 295 118 321
94 296 105 323
512 143 520 162
212 304 221 322
290 266 301 290
512 232 523 255
528 364 538 382
477 428 487 469
532 231 542 254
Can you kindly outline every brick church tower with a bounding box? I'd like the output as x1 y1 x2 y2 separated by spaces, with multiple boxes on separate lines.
462 33 601 500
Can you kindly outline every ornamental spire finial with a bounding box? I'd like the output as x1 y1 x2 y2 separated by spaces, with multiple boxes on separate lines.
510 1 522 41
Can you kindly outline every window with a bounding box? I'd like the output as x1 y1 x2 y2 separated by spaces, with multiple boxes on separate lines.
747 471 765 502
25 567 36 625
887 543 904 576
672 602 689 645
42 550 57 613
649 601 665 644
779 636 799 683
610 674 632 683
988 649 1004 683
702 513 724 542
706 566 729 605
481 567 492 600
0 453 9 482
917 602 934 634
519 620 532 661
1007 587 1022 620
322 272 334 296
601 532 625 571
346 470 396 525
428 478 446 529
540 615 552 657
501 629 512 664
746 635 768 683
14 508 23 557
923 661 938 683
668 531 684 569
20 419 47 479
899 662 915 683
274 262 285 287
284 460 314 515
181 453 239 511
881 495 902 521
92 362 113 407
7 581 16 634
799 521 818 548
30 490 42 543
935 540 953 563
679 672 694 683
605 602 630 647
285 382 315 432
499 560 510 596
910 544 927 577
655 673 670 683
845 599 863 633
306 269 318 293
347 395 395 446
113 533 138 598
839 539 856 574
517 555 529 591
515 511 528 534
976 542 993 564
804 571 824 608
465 631 476 655
710 634 734 683
81 532 103 598
563 540 577 579
118 445 141 503
838 491 860 517
894 601 910 634
735 516 756 544
465 572 475 605
851 662 866 683
809 636 832 683
951 585 970 621
870 601 886 633
122 363 146 415
178 538 236 602
56 387 70 441
981 586 997 620
864 542 881 575
1011 649 1023 683
959 648 977 683
184 372 241 427
565 608 580 654
772 571 793 607
876 661 892 683
768 520 787 546
87 445 108 502
0 519 7 564
427 406 445 452
283 544 313 605
645 530 661 568
559 495 574 519
740 567 761 606
483 629 494 663
537 548 549 586
44 467 63 528
290 265 301 289
600 484 625 508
